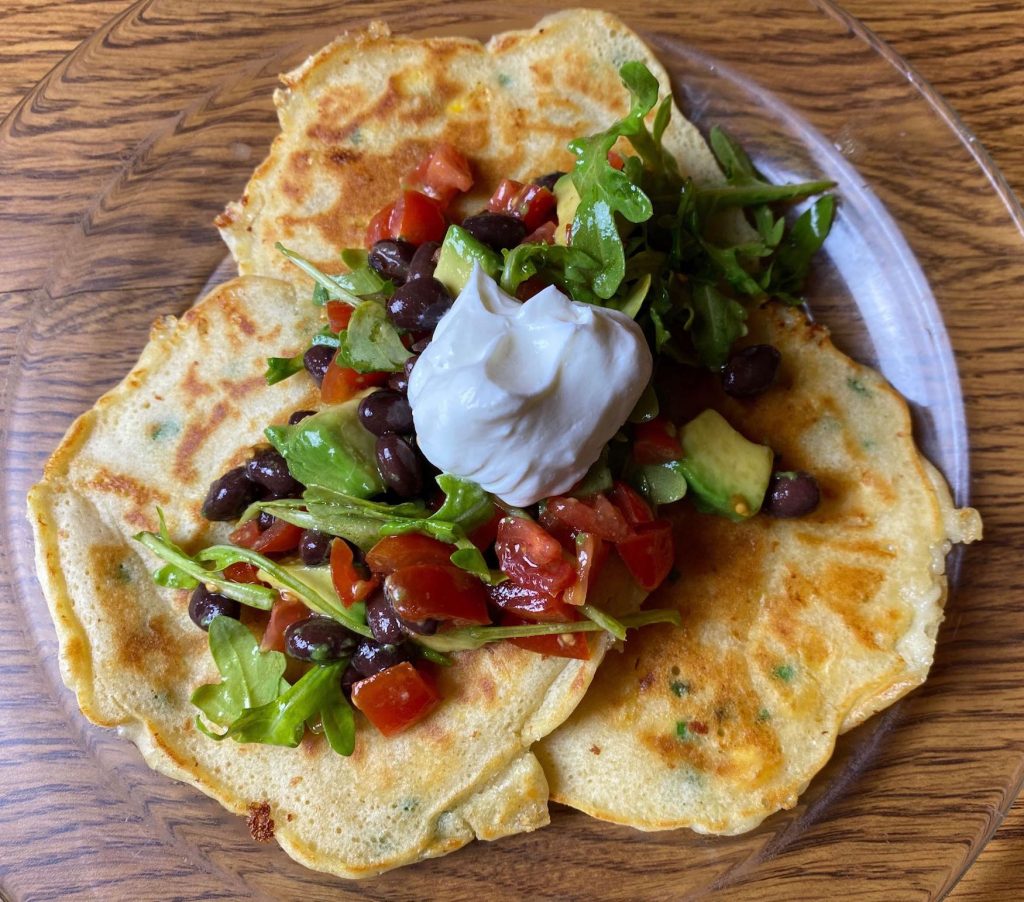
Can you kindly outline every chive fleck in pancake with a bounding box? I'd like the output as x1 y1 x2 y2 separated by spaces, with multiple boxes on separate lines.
27 275 645 877
217 9 740 282
536 304 981 834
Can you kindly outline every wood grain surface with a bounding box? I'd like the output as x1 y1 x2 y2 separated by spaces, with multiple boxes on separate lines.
0 1 1021 899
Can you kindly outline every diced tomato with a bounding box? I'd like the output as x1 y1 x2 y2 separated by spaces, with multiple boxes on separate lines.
365 202 396 247
564 532 605 606
633 416 684 465
542 495 630 543
351 662 441 737
515 275 549 301
224 562 261 584
495 516 576 595
522 220 556 245
608 150 625 170
468 510 502 551
261 597 310 652
327 301 354 332
228 519 261 549
385 564 490 625
365 533 455 575
502 614 591 660
252 520 304 554
321 357 388 404
609 481 655 528
389 190 447 245
616 519 674 591
404 143 473 208
487 581 577 623
488 179 556 231
330 539 379 607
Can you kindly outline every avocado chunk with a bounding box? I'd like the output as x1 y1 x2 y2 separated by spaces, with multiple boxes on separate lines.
634 459 689 506
676 409 772 521
553 174 581 247
434 225 503 296
265 398 384 498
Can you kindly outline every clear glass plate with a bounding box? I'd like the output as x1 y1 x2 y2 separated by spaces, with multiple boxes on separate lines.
2 1 1021 898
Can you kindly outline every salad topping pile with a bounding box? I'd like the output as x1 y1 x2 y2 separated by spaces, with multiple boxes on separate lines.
135 61 834 754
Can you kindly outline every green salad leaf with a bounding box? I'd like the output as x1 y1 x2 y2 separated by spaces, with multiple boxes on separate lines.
335 300 412 373
264 353 306 386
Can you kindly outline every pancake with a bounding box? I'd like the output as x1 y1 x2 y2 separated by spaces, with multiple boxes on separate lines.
27 275 646 877
216 9 740 282
536 304 981 834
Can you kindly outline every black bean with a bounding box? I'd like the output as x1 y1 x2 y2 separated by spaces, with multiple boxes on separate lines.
246 447 304 496
340 662 362 695
461 211 527 251
351 639 410 677
365 590 405 644
358 389 414 436
299 529 331 565
399 615 439 636
722 344 781 397
534 171 566 192
387 372 409 394
408 241 441 281
201 466 259 521
368 239 416 284
410 337 431 354
375 434 423 497
763 471 820 518
284 616 357 663
303 344 335 385
386 278 452 331
257 511 275 531
188 585 240 631
288 409 316 425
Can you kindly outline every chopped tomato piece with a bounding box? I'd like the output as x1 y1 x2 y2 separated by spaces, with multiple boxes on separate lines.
564 532 605 606
609 481 655 528
389 190 447 245
385 564 490 625
542 495 630 543
488 179 556 231
502 614 591 660
224 562 261 584
608 150 625 170
251 520 304 554
365 533 455 575
321 358 388 404
352 662 441 737
633 416 684 465
261 597 310 652
522 220 556 245
365 202 396 247
495 516 576 595
468 510 502 551
326 301 354 332
330 539 379 607
404 143 473 207
228 519 261 549
487 581 577 623
514 275 549 301
616 519 674 591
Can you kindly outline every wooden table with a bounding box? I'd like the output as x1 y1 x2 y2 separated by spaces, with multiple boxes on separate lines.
1 1 1021 898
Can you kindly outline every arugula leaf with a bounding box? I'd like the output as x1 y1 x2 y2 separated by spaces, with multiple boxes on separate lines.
264 352 306 386
334 300 411 373
769 195 836 302
134 526 276 610
200 661 347 749
153 563 198 590
688 282 748 369
192 616 288 727
415 609 681 652
580 603 627 642
431 475 495 531
276 243 361 304
317 676 356 756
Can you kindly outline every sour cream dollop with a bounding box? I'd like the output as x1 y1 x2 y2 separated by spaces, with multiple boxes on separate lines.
407 264 652 507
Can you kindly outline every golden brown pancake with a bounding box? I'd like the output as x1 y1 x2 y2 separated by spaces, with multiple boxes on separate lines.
536 304 981 833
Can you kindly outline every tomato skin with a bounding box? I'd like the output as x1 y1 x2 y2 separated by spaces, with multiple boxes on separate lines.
365 202 396 247
229 519 303 554
542 495 630 543
502 614 591 660
616 519 674 591
468 510 501 551
389 190 447 245
522 220 556 245
487 581 578 623
633 416 684 465
488 179 556 231
385 564 491 625
608 150 625 170
330 539 379 607
564 532 605 606
514 275 549 301
228 519 261 548
321 358 388 404
405 143 473 207
365 533 455 575
609 481 655 528
351 662 441 737
224 562 261 584
327 301 354 332
495 516 576 595
261 597 310 652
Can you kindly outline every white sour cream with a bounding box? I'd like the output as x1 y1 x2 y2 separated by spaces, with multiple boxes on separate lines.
407 264 652 507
